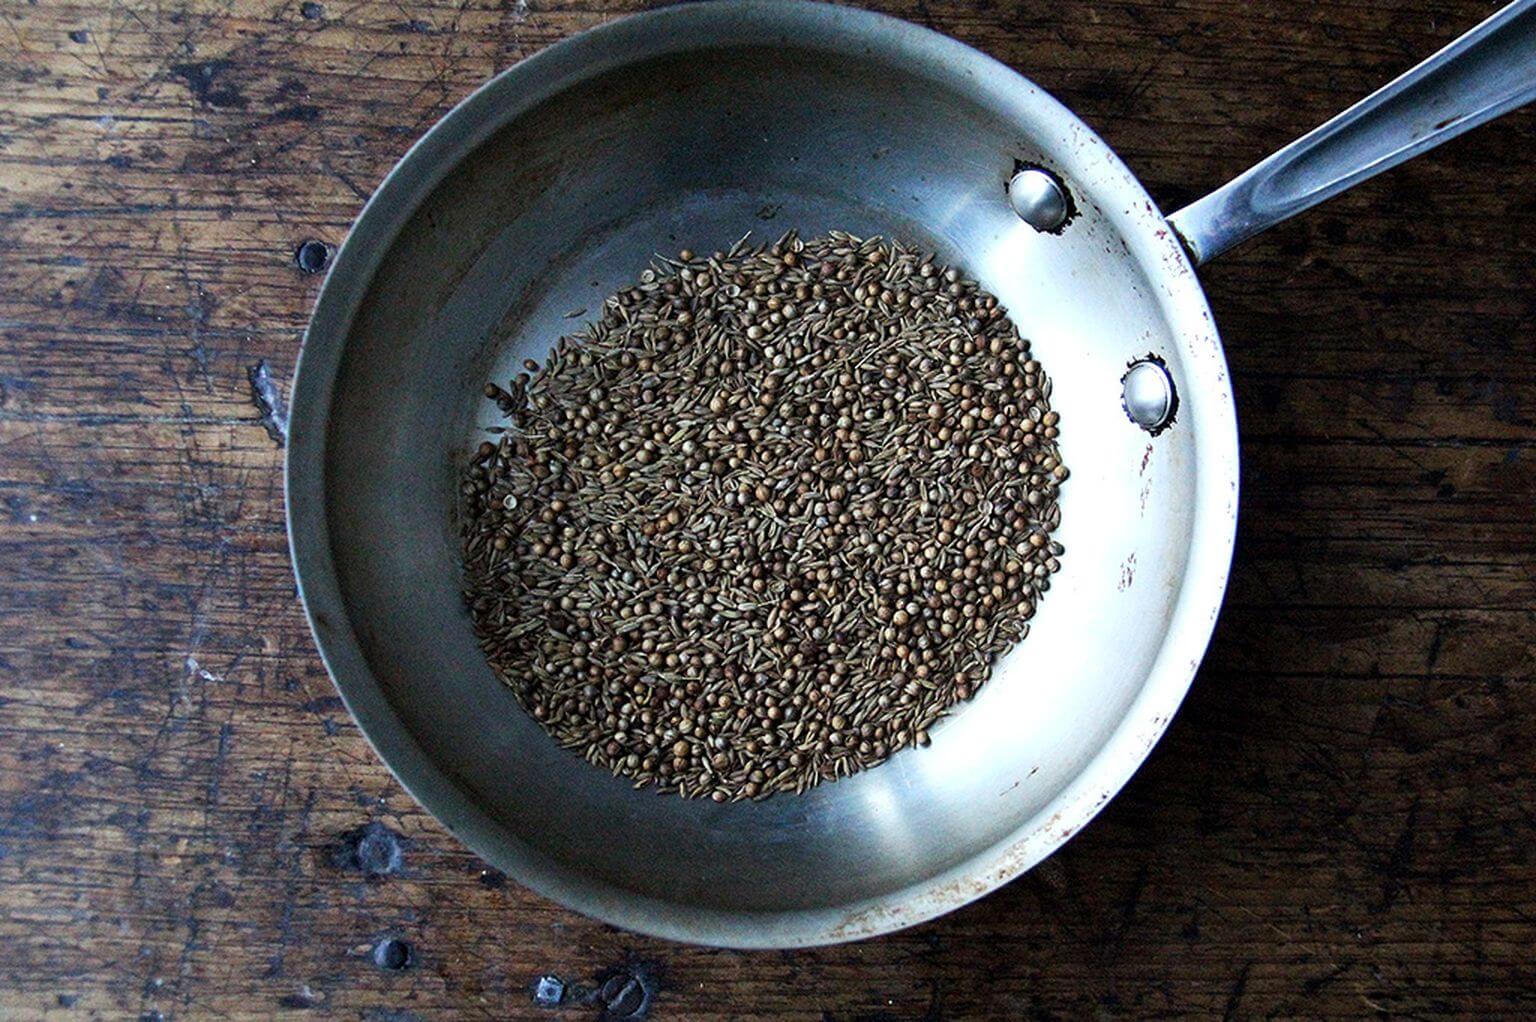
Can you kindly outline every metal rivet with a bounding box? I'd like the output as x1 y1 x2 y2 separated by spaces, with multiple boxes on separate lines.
532 975 565 1006
1121 358 1177 433
592 963 657 1020
295 238 332 274
372 938 413 971
1008 168 1070 232
599 973 648 1018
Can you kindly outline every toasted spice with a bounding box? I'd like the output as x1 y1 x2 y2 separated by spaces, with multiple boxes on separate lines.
461 231 1066 800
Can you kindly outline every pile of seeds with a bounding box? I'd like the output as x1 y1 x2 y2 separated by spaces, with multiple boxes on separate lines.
461 231 1066 801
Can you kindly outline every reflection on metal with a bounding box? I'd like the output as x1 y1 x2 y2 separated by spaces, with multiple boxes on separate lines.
1008 167 1070 232
1169 0 1536 264
1122 358 1177 434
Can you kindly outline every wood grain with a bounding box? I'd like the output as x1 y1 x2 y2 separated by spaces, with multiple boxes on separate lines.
1 0 1533 1018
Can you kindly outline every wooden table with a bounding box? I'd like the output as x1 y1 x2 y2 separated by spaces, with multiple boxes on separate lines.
2 0 1532 1017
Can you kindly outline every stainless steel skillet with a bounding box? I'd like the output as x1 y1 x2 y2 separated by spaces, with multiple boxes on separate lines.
285 0 1536 947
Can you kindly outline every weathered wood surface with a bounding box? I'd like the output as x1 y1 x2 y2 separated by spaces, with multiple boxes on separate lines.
1 0 1533 1017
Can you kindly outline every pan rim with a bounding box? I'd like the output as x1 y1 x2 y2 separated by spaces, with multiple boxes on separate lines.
284 0 1239 947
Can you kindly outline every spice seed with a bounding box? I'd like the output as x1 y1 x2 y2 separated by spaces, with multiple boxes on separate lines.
460 231 1066 801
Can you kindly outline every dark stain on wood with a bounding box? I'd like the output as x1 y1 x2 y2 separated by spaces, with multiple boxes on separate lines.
275 104 323 123
332 822 406 877
169 59 250 110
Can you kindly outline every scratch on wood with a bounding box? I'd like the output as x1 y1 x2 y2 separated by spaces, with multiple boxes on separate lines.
247 360 288 447
1221 961 1251 1021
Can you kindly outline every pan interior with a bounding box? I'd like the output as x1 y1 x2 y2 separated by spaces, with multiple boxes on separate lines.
312 20 1223 936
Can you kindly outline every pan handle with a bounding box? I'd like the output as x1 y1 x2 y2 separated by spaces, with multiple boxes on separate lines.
1167 0 1536 266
